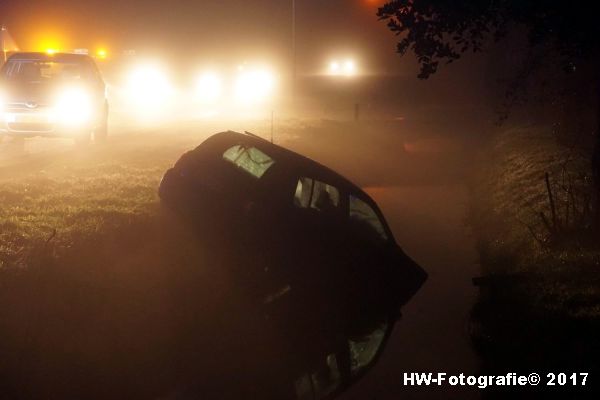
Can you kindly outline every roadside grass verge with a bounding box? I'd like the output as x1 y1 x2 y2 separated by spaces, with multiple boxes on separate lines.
0 132 187 268
0 139 183 396
468 125 600 385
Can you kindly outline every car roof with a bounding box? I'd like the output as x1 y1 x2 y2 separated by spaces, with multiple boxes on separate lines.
7 52 94 63
181 131 397 243
201 130 374 202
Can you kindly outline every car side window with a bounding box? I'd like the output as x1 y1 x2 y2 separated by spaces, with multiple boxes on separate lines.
294 177 313 208
349 195 388 241
222 145 275 179
294 177 340 213
348 322 389 376
294 353 342 399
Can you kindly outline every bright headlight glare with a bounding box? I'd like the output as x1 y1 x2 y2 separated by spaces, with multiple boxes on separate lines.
54 88 92 125
126 64 172 107
329 59 357 76
234 69 275 104
329 61 340 74
0 93 6 122
195 72 222 103
344 60 356 75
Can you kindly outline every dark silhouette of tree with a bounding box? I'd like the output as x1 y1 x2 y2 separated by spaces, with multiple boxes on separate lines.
378 0 600 229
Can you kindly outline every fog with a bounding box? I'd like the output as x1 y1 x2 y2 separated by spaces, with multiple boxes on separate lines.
0 1 528 399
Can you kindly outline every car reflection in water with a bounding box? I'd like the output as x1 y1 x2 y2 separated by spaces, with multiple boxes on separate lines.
159 131 428 399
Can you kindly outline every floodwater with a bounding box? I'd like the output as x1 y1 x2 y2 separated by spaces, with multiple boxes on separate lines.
342 184 481 399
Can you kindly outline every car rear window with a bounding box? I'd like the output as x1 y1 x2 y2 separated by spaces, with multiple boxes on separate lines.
349 195 388 241
222 145 275 179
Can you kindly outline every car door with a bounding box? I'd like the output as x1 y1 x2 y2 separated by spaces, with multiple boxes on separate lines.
262 174 346 318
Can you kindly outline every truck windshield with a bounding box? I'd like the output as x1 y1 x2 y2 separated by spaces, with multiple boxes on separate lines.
2 60 95 84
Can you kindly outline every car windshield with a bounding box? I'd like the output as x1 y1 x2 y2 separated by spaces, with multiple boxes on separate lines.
2 60 96 83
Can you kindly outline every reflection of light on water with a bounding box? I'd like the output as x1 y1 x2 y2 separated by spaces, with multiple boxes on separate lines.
404 137 461 154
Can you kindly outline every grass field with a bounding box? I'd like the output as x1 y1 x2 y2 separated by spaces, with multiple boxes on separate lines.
468 125 600 380
0 131 179 269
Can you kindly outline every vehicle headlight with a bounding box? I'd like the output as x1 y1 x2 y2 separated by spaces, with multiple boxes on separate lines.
54 88 93 125
125 64 172 108
328 58 357 77
234 69 275 105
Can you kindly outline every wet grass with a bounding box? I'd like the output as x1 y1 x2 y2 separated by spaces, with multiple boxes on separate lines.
468 125 600 390
469 126 600 312
0 130 195 269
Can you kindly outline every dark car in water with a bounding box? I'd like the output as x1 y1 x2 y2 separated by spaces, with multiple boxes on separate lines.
159 131 427 399
0 52 108 144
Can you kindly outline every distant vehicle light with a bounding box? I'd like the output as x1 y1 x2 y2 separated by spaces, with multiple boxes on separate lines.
195 72 222 103
96 49 107 59
234 69 275 104
329 61 340 74
344 60 356 75
328 58 357 77
125 64 173 111
53 88 93 125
